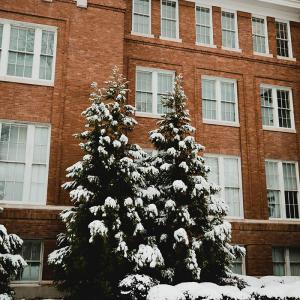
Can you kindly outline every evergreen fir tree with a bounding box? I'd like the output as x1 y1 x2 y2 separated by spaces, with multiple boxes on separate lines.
0 207 26 300
48 67 156 300
144 75 245 284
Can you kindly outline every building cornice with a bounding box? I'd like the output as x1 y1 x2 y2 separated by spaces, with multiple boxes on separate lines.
257 0 300 9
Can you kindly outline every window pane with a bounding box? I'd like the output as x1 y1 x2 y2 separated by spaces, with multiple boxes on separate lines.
277 90 291 128
222 11 236 48
196 7 211 44
157 73 173 114
133 0 150 34
231 256 243 274
272 247 285 276
276 22 289 57
30 165 47 203
0 24 3 60
33 127 49 164
205 157 219 185
161 0 177 38
260 87 274 126
252 17 266 53
290 248 300 276
136 71 152 113
221 82 236 122
202 79 216 120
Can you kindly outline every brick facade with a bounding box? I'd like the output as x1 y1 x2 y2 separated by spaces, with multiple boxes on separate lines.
0 0 300 290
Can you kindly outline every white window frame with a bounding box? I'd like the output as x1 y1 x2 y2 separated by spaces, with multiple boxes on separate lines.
135 66 175 118
252 15 272 57
275 19 295 61
260 84 295 133
131 0 154 38
273 247 300 276
0 120 51 205
202 75 239 127
195 3 216 48
160 0 182 42
12 240 44 283
205 153 244 219
221 9 241 52
266 159 300 221
0 18 57 86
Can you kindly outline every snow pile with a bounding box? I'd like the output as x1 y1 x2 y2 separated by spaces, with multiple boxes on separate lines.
147 284 185 300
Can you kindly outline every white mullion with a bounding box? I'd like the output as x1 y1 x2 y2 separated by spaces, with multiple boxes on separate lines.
272 88 279 128
175 0 179 39
152 71 158 114
234 80 238 124
285 248 291 275
234 11 239 49
219 157 225 202
22 125 35 202
278 162 286 219
216 79 222 121
0 23 10 76
32 28 42 80
286 21 293 59
238 157 243 218
288 89 295 130
264 16 270 54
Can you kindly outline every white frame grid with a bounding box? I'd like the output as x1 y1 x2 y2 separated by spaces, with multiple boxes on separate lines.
252 15 272 57
195 3 216 48
0 18 57 86
135 66 175 118
260 84 295 132
0 120 51 205
221 8 241 52
160 0 181 42
272 247 300 276
205 153 244 219
201 75 239 127
266 159 300 220
275 19 295 61
13 240 44 283
131 0 154 38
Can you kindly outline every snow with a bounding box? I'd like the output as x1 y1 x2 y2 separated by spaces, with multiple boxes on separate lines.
134 223 145 236
165 200 176 210
104 196 117 209
135 197 144 207
142 186 161 200
88 220 108 242
0 294 12 300
113 140 121 148
147 204 158 217
147 284 185 300
119 134 128 144
179 161 189 172
48 246 70 266
172 180 187 193
174 228 189 245
134 244 164 269
124 197 133 206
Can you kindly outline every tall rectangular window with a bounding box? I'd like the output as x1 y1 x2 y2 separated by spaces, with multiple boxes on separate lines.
195 6 213 46
132 0 151 35
231 253 246 275
0 121 50 204
205 155 243 218
0 19 56 85
161 0 178 39
221 10 238 49
202 76 238 125
136 67 174 116
252 16 268 54
276 20 292 58
273 247 300 276
265 160 299 219
16 240 43 282
260 85 294 130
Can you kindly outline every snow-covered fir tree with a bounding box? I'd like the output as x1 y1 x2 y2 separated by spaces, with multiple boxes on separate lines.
48 67 157 300
142 75 245 284
0 207 26 300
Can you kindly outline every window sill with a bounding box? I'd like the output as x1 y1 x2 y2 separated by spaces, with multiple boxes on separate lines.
277 56 296 62
131 31 154 39
196 43 217 49
0 75 54 86
159 36 182 43
269 218 300 223
253 52 273 58
0 203 71 210
225 216 244 221
263 126 296 133
203 120 240 128
135 111 163 119
221 46 242 53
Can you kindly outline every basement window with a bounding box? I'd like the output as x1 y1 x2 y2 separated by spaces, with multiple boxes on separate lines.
273 247 300 276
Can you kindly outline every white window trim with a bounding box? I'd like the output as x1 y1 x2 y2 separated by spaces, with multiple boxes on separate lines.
135 66 175 118
261 84 296 132
205 153 244 219
0 119 51 205
159 0 182 42
0 18 57 86
195 3 216 48
252 14 272 57
266 159 300 221
131 0 154 38
12 240 44 284
202 75 240 127
221 9 241 52
275 19 295 61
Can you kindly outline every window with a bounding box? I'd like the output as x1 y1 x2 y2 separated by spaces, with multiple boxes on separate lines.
132 0 151 35
221 10 239 49
202 76 239 125
205 155 243 218
275 20 293 58
135 67 174 116
195 6 213 46
260 85 294 131
161 0 179 40
265 160 299 219
231 252 246 275
252 16 269 54
0 121 50 204
16 240 43 282
273 247 300 276
0 19 56 85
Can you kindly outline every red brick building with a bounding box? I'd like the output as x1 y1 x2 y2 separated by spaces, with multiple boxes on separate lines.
0 0 300 297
